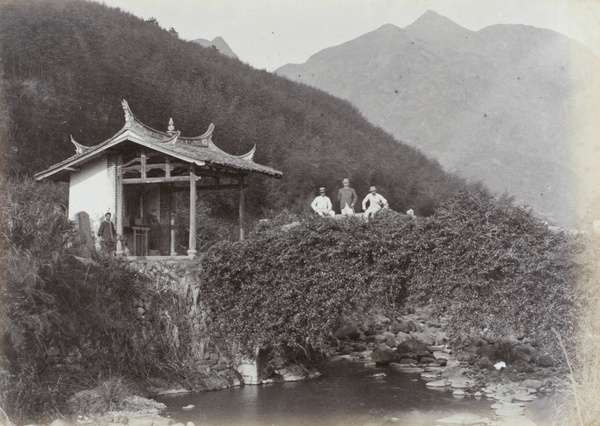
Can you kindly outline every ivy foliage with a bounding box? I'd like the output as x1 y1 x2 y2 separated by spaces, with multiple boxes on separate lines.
408 186 579 354
195 214 415 355
196 185 581 360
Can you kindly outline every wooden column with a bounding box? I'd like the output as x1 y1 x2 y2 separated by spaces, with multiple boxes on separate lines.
239 175 245 241
188 165 197 257
169 183 176 256
116 154 124 255
170 212 177 256
140 149 147 179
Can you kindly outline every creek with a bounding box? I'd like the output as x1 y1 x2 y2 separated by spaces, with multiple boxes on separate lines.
156 358 498 425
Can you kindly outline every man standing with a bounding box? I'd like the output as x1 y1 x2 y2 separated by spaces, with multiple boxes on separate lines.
97 212 116 253
338 178 358 216
362 186 389 219
311 187 335 217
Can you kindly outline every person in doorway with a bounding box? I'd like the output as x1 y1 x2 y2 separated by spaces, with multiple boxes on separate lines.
338 178 358 216
311 187 335 217
97 212 116 253
362 186 388 219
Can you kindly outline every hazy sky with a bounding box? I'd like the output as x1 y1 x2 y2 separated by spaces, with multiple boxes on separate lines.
95 0 600 71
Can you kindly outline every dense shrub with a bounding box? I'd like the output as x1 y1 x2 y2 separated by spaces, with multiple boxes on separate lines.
406 186 578 356
195 212 416 358
0 179 198 421
197 185 580 362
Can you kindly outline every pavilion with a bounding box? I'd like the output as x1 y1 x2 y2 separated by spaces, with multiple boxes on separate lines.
35 100 283 258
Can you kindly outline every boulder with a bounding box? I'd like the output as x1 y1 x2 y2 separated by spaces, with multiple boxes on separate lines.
421 372 440 381
339 343 354 354
511 343 534 363
432 351 451 360
374 334 387 344
364 335 377 343
521 379 543 389
476 343 498 359
410 332 434 345
371 347 397 365
382 331 397 344
351 342 367 352
432 331 447 345
536 354 557 367
398 352 418 360
395 331 411 343
375 314 391 324
376 343 392 351
395 320 419 333
510 359 534 373
396 339 430 356
425 379 449 388
388 322 403 334
416 350 432 359
276 365 307 382
333 325 361 340
475 357 494 370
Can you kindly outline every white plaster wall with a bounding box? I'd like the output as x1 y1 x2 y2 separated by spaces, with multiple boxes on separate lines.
69 156 115 232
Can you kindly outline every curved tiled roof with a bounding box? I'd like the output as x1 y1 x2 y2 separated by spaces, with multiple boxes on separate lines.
34 100 283 180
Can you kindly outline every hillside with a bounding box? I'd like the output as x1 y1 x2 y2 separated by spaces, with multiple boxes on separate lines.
0 0 464 221
276 11 600 227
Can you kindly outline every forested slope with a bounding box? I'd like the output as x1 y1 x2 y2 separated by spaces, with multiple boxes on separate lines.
0 0 464 220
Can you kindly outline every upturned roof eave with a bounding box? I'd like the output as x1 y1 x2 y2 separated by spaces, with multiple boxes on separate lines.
35 100 284 180
35 128 283 180
34 129 206 181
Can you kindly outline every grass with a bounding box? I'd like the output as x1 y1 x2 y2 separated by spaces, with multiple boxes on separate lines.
66 376 131 416
558 236 600 425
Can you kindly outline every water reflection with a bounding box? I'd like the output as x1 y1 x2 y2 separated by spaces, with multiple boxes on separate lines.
157 359 494 425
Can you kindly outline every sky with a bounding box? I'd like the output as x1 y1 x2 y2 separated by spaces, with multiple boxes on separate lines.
94 0 600 71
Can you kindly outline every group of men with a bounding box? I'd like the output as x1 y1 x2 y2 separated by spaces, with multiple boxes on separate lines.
311 178 388 219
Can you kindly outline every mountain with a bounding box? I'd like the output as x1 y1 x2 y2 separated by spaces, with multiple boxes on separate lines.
0 0 464 221
276 11 600 227
192 36 238 59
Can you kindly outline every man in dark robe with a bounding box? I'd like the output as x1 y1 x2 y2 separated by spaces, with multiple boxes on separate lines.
97 212 116 253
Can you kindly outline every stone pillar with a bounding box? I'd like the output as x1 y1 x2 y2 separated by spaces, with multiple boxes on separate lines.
187 166 197 258
74 211 94 256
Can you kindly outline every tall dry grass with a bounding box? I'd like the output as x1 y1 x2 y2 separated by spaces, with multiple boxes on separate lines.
559 234 600 425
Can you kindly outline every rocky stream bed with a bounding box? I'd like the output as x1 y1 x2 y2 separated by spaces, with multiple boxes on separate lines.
19 308 567 426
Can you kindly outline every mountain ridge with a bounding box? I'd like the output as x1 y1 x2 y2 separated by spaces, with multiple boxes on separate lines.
275 12 600 226
192 36 238 59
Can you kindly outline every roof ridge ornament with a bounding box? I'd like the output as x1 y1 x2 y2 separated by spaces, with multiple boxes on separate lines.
165 130 181 145
167 118 176 135
121 99 133 127
238 145 256 162
70 135 91 155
